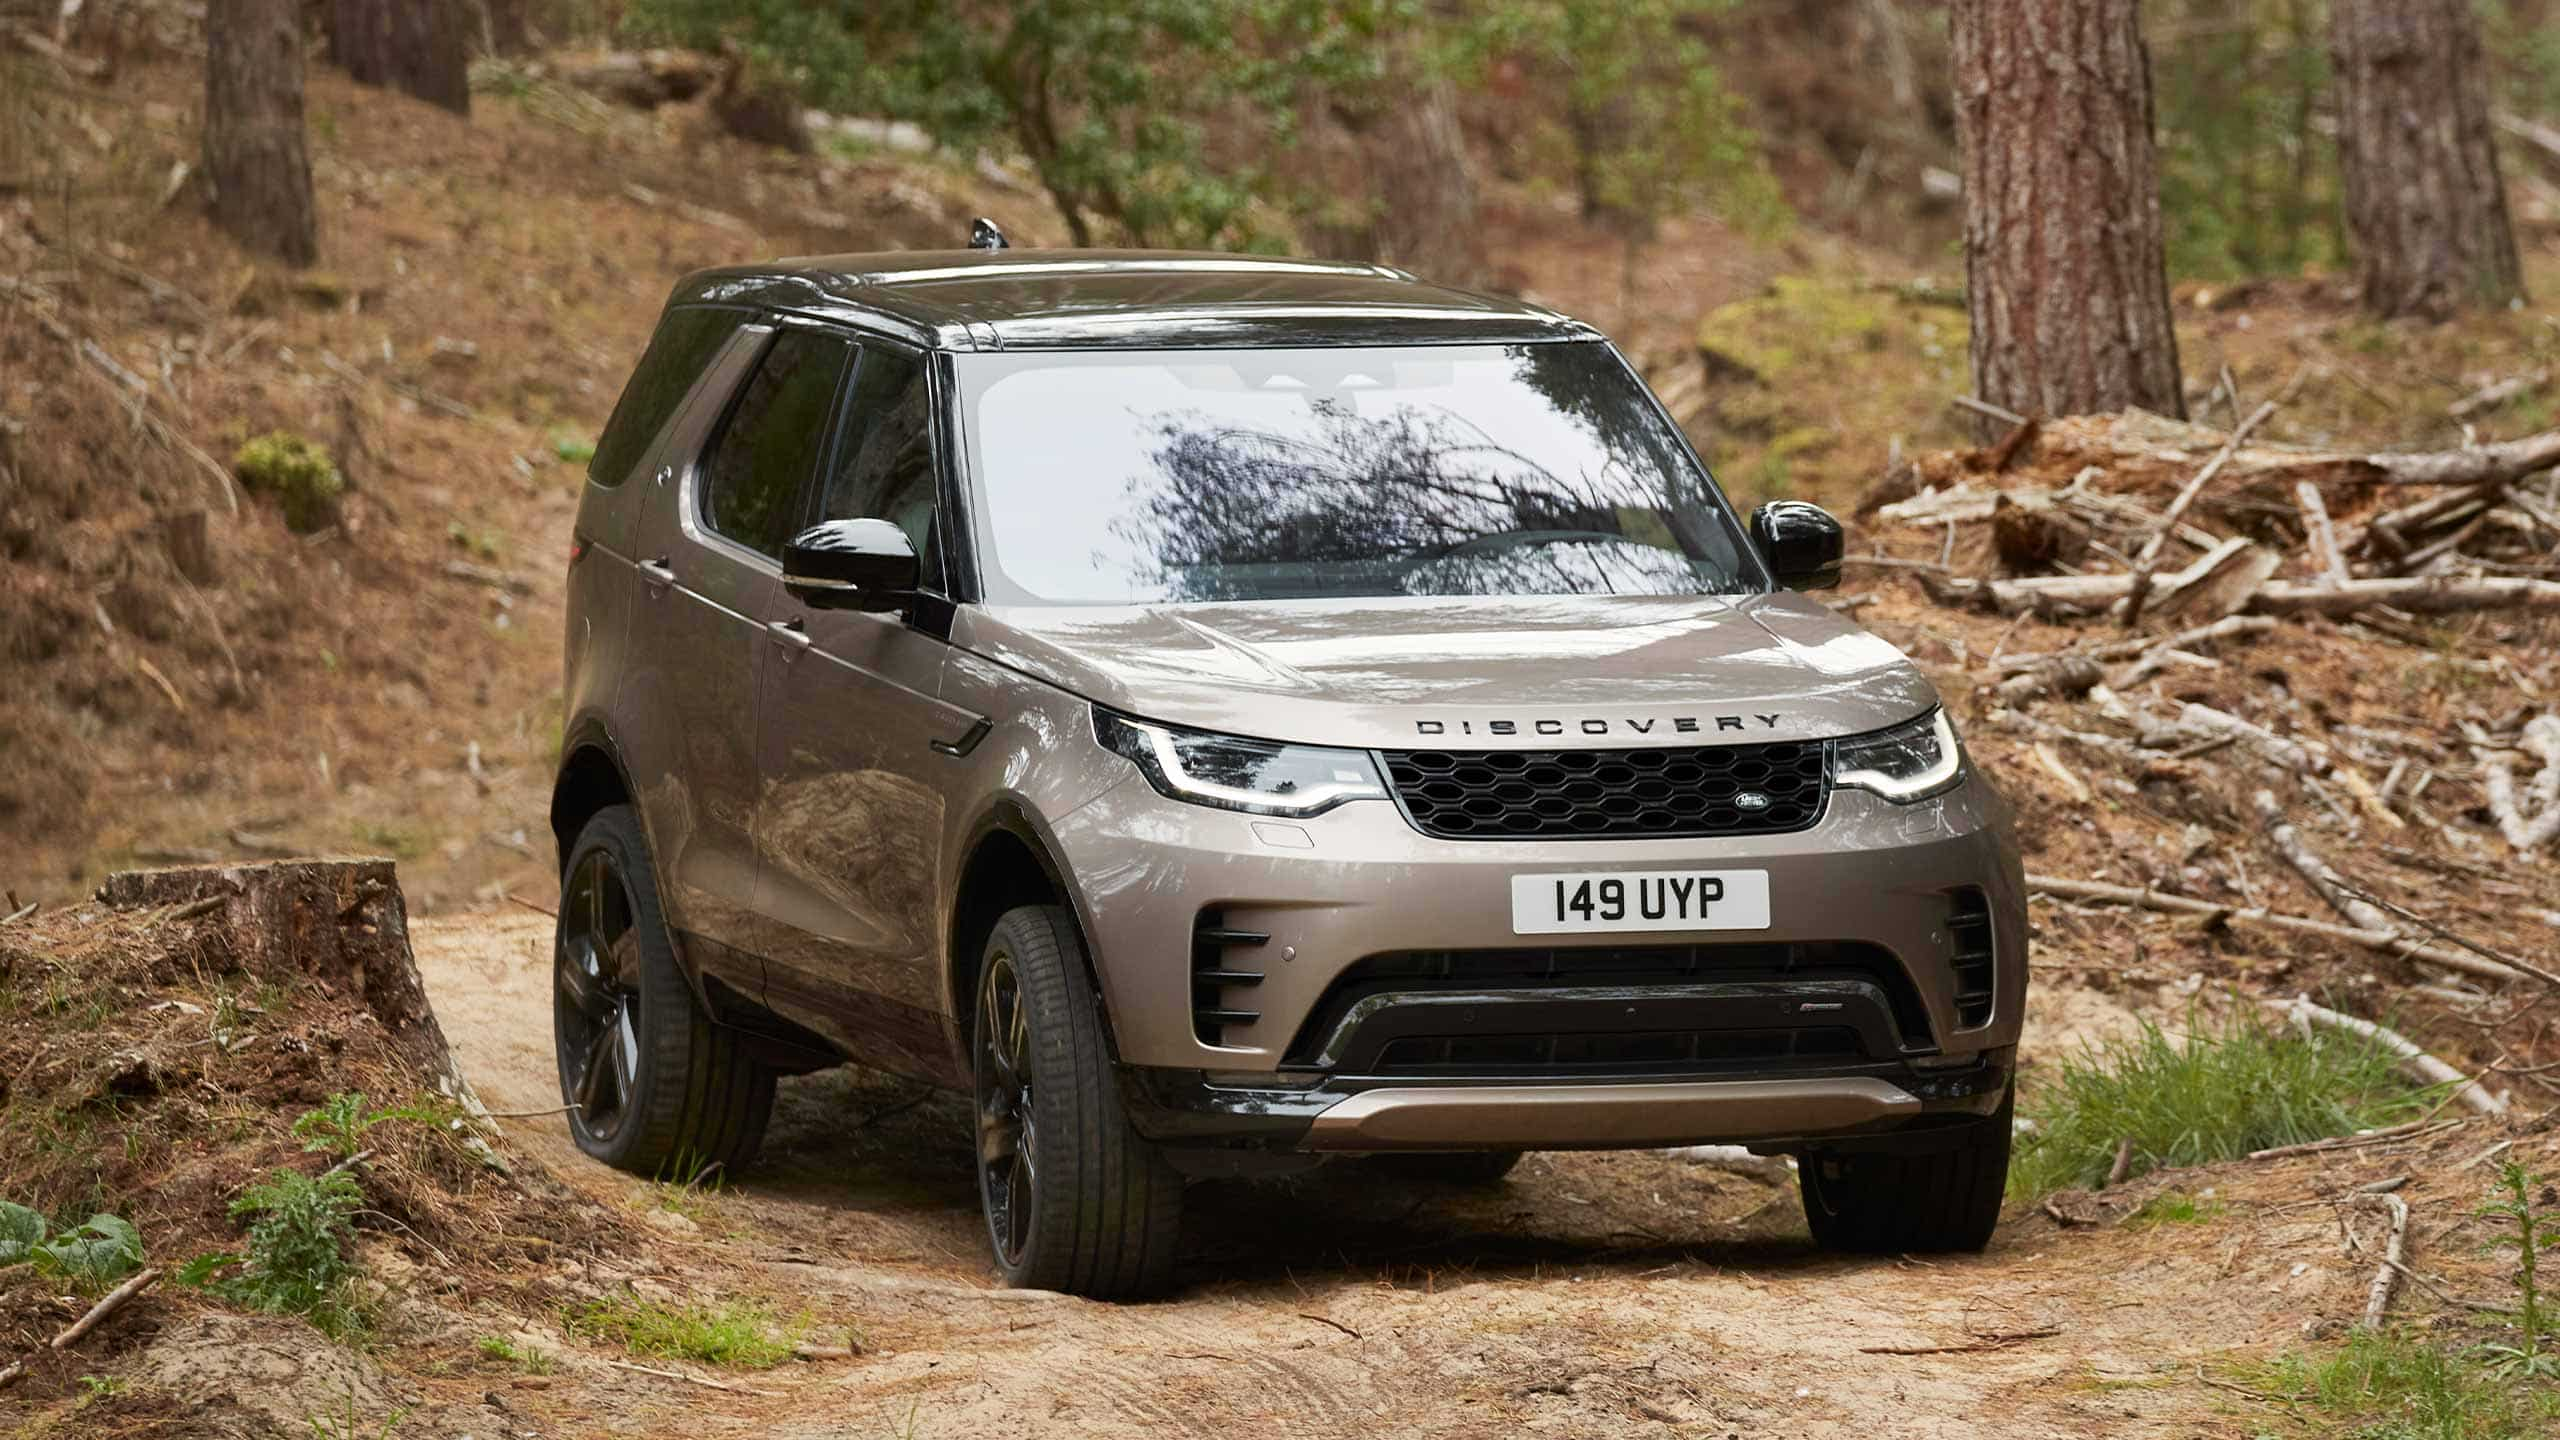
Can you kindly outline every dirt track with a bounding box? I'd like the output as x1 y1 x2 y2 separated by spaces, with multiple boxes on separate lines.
402 913 2367 1439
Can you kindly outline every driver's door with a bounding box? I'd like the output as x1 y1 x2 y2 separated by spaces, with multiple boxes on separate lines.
752 340 980 1082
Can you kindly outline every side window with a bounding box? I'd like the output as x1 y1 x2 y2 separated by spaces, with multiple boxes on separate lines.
818 345 938 583
588 306 738 487
697 330 852 560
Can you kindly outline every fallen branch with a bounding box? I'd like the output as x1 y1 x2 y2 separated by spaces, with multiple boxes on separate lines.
1858 1326 2062 1356
1992 614 2274 675
51 1267 162 1351
2252 790 2398 933
2247 1118 2462 1161
2271 995 2507 1118
600 1358 778 1396
2296 480 2350 585
2356 1192 2410 1329
2123 400 2279 626
2023 875 2535 988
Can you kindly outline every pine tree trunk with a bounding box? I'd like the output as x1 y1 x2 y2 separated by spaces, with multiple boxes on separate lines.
1950 0 2184 436
328 0 471 116
2330 0 2523 320
203 0 319 267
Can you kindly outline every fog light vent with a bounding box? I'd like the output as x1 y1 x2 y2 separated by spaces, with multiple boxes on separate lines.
1947 888 1996 1029
1191 909 1268 1044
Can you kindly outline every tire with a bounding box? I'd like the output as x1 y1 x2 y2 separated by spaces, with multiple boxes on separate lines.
1368 1150 1525 1186
973 904 1183 1298
1799 1086 2011 1254
552 804 773 1178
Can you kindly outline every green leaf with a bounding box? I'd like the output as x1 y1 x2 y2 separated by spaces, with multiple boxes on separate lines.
35 1214 146 1287
172 1252 245 1288
0 1200 47 1267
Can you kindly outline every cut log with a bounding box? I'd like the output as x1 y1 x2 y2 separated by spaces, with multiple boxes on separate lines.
2250 577 2560 617
1990 491 2089 572
2122 399 2279 626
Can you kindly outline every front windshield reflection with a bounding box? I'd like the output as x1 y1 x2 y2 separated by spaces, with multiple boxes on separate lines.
958 342 1760 605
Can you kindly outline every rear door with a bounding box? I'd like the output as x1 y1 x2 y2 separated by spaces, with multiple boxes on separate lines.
633 322 853 998
753 339 983 1082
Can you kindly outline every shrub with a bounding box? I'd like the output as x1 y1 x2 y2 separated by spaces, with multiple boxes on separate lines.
2010 1009 2433 1201
188 1167 367 1335
566 1294 800 1368
0 1201 146 1290
233 431 343 533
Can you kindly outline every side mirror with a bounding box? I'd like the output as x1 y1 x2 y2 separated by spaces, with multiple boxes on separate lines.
1749 500 1843 592
782 518 919 612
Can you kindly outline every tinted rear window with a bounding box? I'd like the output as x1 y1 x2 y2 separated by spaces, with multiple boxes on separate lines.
588 305 741 486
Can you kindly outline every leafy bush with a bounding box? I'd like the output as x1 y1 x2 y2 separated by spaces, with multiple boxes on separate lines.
2248 1328 2560 1440
233 431 343 533
188 1167 367 1335
2010 1009 2433 1201
0 1200 146 1290
2475 1160 2557 1382
290 1091 454 1160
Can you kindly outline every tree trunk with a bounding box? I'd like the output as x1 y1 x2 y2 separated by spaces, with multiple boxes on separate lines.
329 0 471 117
203 0 318 267
476 0 532 57
1950 0 2184 437
2330 0 2523 320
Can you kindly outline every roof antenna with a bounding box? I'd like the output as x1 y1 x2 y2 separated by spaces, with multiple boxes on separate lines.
968 218 1009 251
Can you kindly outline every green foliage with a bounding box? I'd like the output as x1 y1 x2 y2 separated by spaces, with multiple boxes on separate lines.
2008 1009 2434 1202
291 1091 454 1160
475 1333 558 1374
549 429 596 464
2247 1328 2560 1440
2150 0 2339 280
1444 0 1785 245
2473 1160 2557 1381
566 1293 800 1368
0 1201 146 1290
233 431 344 534
627 0 1394 249
207 1166 367 1336
2121 1190 2227 1230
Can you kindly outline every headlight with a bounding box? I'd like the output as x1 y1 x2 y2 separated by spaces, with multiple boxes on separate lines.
1833 708 1964 803
1095 711 1389 818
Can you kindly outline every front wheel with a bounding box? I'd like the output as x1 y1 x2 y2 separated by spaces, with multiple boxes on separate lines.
552 805 772 1177
974 905 1184 1297
1799 1086 2011 1254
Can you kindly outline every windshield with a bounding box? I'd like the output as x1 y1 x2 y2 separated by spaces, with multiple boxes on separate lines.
956 341 1762 605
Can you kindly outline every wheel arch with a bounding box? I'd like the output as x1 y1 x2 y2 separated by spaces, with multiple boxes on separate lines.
551 721 636 876
946 800 1117 1063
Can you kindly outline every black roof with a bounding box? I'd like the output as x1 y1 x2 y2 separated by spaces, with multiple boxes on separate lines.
669 248 1597 351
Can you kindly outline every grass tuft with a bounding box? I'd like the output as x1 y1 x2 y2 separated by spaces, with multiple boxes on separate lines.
566 1294 800 1369
2009 1009 2435 1202
2245 1329 2560 1440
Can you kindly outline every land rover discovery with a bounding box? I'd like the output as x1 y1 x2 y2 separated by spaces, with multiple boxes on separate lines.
549 228 2027 1298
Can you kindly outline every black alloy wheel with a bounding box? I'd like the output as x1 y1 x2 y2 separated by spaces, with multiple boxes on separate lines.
555 846 644 1150
974 946 1038 1269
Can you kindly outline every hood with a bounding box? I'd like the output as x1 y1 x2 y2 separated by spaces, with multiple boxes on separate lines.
952 593 1938 750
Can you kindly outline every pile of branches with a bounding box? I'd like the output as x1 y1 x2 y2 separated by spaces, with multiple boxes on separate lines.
1863 407 2560 1106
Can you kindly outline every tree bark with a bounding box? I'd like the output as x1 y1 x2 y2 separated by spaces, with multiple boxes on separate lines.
1950 0 2184 437
2330 0 2523 320
329 0 471 117
203 0 318 267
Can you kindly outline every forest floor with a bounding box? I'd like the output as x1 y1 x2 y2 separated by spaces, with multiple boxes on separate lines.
6 28 2560 1440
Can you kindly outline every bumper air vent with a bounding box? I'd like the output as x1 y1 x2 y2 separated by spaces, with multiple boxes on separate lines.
1947 887 1996 1029
1380 740 1827 840
1190 909 1268 1044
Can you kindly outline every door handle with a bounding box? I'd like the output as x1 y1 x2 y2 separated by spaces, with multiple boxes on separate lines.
637 557 675 591
765 617 813 657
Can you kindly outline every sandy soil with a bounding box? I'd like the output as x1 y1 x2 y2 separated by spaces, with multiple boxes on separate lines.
398 911 2369 1439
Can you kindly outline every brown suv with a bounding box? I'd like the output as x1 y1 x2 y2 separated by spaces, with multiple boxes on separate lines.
550 230 2027 1298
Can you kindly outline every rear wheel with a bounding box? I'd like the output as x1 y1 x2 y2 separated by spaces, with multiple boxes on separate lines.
552 805 772 1178
974 904 1183 1297
1799 1086 2011 1254
1368 1150 1525 1186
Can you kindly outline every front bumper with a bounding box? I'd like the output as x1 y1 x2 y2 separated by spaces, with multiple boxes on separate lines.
1054 767 2029 1078
1121 1049 2014 1154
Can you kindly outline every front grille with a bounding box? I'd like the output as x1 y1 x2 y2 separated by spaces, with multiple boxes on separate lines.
1372 1026 1861 1078
1287 941 1935 1065
1380 741 1827 840
1947 887 1996 1028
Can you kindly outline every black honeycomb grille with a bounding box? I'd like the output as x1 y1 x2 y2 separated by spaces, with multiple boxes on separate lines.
1381 741 1828 840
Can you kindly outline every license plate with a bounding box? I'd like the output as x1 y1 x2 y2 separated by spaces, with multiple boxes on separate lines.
1509 870 1772 935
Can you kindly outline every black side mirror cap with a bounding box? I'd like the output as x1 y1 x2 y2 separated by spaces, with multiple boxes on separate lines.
782 518 919 612
1749 500 1844 592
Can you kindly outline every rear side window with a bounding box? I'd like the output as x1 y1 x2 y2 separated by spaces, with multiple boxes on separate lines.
588 306 739 487
819 345 937 580
697 330 852 560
